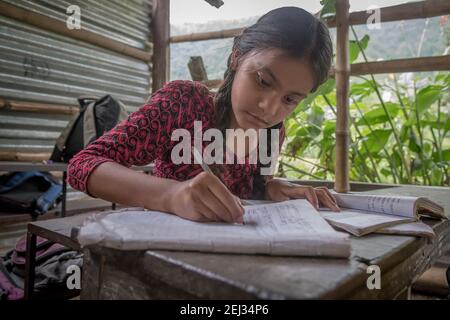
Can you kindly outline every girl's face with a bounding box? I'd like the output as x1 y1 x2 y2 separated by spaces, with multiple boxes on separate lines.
229 48 316 130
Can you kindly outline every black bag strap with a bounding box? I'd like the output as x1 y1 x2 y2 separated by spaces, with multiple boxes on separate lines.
77 96 100 110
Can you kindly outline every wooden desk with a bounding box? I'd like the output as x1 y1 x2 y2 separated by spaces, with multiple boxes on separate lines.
25 185 450 299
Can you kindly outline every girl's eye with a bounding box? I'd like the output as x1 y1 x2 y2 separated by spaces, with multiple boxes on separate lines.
256 72 270 87
283 96 300 107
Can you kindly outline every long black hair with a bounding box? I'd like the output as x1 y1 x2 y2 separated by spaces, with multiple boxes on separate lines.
214 6 333 130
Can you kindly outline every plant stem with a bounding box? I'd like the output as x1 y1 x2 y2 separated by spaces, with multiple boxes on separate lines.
413 80 432 185
280 153 331 172
351 26 412 183
352 98 400 183
323 94 380 182
279 161 322 180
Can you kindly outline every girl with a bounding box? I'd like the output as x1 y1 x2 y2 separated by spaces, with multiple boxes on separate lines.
67 7 340 224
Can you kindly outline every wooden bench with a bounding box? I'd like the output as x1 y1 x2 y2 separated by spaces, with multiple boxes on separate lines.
21 183 450 300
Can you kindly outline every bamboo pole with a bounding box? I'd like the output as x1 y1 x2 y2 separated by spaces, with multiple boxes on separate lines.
0 1 152 62
334 0 351 193
349 55 450 75
188 56 209 81
170 0 450 43
0 98 78 115
0 151 51 162
151 0 170 92
327 0 450 27
204 55 450 90
202 79 223 89
170 28 243 43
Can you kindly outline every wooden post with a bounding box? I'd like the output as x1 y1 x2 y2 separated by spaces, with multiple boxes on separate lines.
334 0 350 193
151 0 170 92
188 56 209 81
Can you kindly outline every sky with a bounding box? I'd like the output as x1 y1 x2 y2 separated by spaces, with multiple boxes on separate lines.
170 0 411 25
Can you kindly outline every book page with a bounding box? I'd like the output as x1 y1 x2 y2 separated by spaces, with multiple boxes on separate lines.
330 191 417 218
375 221 436 238
76 200 350 258
320 209 414 237
416 198 446 219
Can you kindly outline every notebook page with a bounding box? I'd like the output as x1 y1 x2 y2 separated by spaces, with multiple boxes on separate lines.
76 200 350 257
331 192 417 218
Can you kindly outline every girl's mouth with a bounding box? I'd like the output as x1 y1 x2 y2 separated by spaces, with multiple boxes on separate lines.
246 111 269 126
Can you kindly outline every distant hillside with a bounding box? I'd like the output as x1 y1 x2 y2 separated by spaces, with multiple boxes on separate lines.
170 16 449 81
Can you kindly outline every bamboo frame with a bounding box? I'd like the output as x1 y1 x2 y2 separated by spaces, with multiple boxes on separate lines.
170 27 243 43
169 0 450 43
0 1 152 62
0 98 78 115
348 55 450 75
202 55 450 88
151 0 170 92
0 151 51 162
327 0 450 27
334 0 351 193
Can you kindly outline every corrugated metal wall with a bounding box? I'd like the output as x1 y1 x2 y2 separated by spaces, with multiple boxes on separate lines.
0 0 153 161
2 0 152 49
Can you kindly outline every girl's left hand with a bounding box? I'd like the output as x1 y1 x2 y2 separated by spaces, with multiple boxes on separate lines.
265 179 341 212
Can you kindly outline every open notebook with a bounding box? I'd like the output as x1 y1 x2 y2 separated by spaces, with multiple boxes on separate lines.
76 199 351 258
320 192 446 237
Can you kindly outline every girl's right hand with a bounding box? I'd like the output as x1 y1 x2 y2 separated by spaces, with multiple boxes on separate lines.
169 172 245 223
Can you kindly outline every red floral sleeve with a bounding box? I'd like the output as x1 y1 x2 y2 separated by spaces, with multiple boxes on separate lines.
67 80 208 193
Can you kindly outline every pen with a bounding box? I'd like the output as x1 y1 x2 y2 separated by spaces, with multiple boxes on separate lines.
192 147 251 208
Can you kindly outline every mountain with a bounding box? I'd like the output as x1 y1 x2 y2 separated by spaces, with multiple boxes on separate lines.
170 16 449 81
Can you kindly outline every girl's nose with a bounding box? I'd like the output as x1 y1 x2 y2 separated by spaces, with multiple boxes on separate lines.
257 93 279 119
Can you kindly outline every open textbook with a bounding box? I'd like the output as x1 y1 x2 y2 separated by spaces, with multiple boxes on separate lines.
76 199 351 258
320 192 446 237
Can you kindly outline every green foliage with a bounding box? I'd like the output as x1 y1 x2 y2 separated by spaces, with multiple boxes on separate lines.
281 62 450 186
319 0 336 18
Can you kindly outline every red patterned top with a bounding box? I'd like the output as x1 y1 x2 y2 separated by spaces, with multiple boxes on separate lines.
67 80 285 200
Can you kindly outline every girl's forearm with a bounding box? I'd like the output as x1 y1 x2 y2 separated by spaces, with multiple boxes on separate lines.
86 161 178 213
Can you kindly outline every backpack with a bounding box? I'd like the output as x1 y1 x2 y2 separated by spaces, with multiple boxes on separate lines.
0 171 62 217
50 95 129 163
0 235 82 300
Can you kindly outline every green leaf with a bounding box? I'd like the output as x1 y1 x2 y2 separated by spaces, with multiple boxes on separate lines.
442 149 450 161
431 149 450 162
408 131 422 154
364 129 392 153
392 150 403 167
424 142 432 154
285 118 299 137
323 120 336 136
355 102 400 126
415 85 443 113
421 120 446 130
430 166 443 185
444 116 450 134
320 0 336 18
349 35 370 64
350 80 374 99
400 125 410 143
297 78 336 112
307 105 325 127
381 168 392 177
